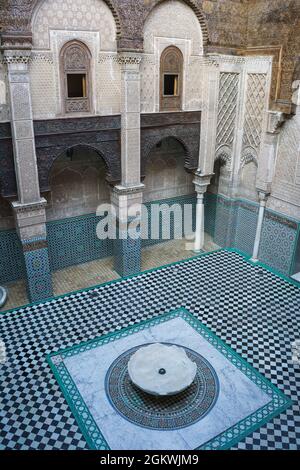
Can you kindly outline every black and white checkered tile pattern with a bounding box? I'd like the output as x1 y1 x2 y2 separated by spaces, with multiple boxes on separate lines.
0 250 299 450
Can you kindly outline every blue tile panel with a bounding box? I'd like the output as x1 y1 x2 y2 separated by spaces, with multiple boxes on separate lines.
215 198 236 248
0 229 25 284
142 194 197 248
204 193 217 238
114 217 142 277
204 193 299 276
23 244 53 302
46 213 113 272
0 195 298 284
259 212 299 276
234 202 259 256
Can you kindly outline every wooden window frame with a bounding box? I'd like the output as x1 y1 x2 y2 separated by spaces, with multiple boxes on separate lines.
60 40 92 115
160 46 183 112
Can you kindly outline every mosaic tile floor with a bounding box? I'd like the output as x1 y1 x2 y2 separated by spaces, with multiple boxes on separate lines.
1 250 299 450
1 235 218 312
48 309 291 450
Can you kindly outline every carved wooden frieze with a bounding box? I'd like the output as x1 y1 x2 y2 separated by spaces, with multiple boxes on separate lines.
0 112 201 198
141 111 201 176
34 115 122 192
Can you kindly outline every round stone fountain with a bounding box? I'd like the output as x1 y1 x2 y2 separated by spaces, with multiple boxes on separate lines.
128 343 197 396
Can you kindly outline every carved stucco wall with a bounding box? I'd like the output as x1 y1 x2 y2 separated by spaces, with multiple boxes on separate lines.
141 0 204 113
32 0 116 50
29 0 120 119
269 108 300 219
0 63 9 122
44 140 194 220
143 137 194 202
242 73 267 157
211 57 270 203
238 161 258 202
45 147 110 221
237 72 268 202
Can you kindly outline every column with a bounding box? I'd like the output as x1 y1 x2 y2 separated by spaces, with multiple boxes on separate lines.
193 172 214 253
113 52 144 276
198 60 219 174
3 48 53 302
194 193 205 252
251 191 269 263
251 111 286 264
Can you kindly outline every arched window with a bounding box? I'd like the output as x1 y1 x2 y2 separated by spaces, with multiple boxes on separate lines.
160 46 183 112
60 41 92 114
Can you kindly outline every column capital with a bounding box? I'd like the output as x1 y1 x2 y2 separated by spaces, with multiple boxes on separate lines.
11 198 47 240
111 184 144 221
113 183 145 196
266 110 287 134
1 31 32 66
117 52 142 68
2 48 32 66
292 80 300 107
193 171 214 194
257 190 270 205
11 198 47 215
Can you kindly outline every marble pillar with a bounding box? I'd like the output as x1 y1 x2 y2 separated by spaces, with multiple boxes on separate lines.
198 61 219 175
119 52 142 188
112 53 144 276
3 48 53 302
251 191 269 263
251 111 286 264
193 172 214 252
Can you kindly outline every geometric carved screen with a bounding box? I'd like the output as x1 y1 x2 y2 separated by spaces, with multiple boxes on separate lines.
216 73 239 149
242 73 267 152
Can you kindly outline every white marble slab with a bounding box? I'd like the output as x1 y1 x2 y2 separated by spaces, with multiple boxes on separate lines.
64 317 271 450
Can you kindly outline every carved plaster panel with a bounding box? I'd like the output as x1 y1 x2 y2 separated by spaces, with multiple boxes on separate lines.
243 73 267 152
216 72 239 152
32 0 117 51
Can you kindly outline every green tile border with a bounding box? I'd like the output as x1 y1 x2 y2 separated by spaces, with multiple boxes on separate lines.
1 248 299 317
46 308 293 451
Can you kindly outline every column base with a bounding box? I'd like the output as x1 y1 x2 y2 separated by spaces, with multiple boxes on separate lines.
114 237 142 278
113 216 142 277
111 186 143 278
250 257 259 264
193 249 204 254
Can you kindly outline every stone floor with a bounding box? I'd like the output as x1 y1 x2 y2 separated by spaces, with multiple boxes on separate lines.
0 250 299 450
0 235 219 312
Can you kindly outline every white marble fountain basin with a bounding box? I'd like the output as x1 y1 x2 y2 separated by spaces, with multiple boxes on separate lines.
128 343 197 396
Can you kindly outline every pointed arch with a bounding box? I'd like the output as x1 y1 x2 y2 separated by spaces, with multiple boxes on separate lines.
31 0 121 38
145 0 209 45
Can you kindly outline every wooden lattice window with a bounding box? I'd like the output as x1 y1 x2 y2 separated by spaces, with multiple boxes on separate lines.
160 46 183 112
60 41 92 114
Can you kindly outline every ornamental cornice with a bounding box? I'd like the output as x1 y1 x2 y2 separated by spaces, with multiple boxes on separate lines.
0 33 33 51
